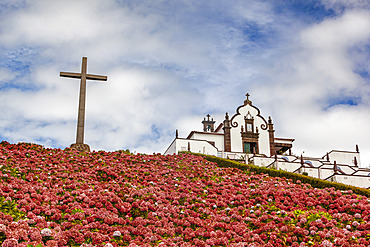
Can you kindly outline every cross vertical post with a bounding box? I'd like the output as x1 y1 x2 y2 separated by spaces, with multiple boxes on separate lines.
77 57 87 144
60 57 107 152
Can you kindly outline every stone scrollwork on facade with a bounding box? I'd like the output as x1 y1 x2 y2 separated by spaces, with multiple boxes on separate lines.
260 123 268 130
230 93 269 130
231 121 239 128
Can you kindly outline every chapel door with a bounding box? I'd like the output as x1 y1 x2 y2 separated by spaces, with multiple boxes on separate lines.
244 142 251 153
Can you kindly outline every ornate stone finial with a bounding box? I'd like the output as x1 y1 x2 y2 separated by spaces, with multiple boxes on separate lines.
244 93 252 105
176 129 179 138
356 144 359 153
225 112 229 120
207 114 210 120
268 116 273 124
354 156 358 166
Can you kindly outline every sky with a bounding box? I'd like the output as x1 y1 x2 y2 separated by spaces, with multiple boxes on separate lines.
0 0 369 166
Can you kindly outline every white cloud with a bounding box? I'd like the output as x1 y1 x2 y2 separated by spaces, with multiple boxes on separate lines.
251 8 370 166
321 0 370 13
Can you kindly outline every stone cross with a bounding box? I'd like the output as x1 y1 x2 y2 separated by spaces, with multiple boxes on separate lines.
60 57 107 152
244 93 252 105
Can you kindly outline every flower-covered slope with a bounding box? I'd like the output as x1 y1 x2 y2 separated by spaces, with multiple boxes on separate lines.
0 142 370 247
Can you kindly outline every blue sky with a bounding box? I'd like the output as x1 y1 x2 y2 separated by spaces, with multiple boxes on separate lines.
0 0 369 166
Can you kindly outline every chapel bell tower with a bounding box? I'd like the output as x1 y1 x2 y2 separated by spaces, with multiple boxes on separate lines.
202 114 216 132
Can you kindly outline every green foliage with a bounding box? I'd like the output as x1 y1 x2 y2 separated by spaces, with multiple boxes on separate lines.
118 149 132 154
0 233 5 244
27 244 43 247
0 164 21 181
307 211 332 223
0 196 26 221
187 152 370 198
293 209 332 223
130 207 148 218
71 208 84 214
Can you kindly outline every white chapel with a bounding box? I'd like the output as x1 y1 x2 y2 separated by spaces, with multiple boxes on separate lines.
164 94 370 189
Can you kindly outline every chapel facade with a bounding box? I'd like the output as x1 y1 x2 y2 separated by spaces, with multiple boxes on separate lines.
164 93 294 157
164 94 369 189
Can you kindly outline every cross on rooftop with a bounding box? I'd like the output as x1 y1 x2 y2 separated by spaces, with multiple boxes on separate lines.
60 57 107 152
244 93 252 105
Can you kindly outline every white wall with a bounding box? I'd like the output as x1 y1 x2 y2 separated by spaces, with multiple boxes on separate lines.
191 132 224 151
353 170 370 176
176 139 218 156
163 139 177 155
277 162 301 172
328 151 361 166
164 138 218 156
333 175 370 188
165 141 370 188
301 167 319 178
253 156 274 167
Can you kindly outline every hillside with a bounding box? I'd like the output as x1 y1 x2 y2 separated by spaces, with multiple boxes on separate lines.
0 142 370 246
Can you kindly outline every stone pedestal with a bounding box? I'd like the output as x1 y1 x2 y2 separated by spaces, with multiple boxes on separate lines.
70 143 90 152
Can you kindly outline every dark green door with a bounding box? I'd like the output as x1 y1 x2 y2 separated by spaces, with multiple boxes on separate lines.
244 142 251 153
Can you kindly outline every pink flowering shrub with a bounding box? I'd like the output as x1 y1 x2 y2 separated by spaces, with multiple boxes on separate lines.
0 141 370 246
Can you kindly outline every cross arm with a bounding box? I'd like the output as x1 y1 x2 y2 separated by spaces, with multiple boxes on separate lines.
60 72 107 81
60 72 82 79
86 74 108 81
